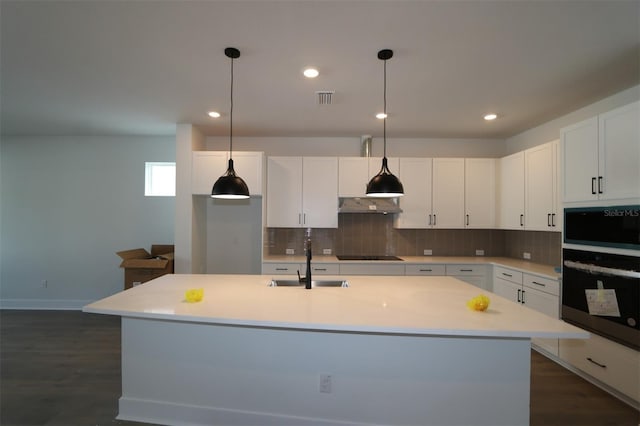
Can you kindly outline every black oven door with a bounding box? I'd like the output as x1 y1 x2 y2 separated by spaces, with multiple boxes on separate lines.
562 249 640 350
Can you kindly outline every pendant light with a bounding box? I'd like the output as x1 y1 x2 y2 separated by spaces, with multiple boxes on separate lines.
366 49 404 198
211 47 250 199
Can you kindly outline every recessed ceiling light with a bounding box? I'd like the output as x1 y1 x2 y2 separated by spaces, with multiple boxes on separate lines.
208 111 221 118
484 113 498 121
376 112 387 119
303 68 319 78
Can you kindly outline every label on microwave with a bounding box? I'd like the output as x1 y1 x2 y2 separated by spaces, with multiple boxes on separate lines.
585 287 621 317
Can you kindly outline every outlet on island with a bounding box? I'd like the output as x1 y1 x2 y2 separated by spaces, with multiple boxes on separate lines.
523 252 531 260
285 248 295 255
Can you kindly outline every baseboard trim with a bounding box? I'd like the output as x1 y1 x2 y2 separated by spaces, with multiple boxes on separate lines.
0 298 92 310
118 397 375 426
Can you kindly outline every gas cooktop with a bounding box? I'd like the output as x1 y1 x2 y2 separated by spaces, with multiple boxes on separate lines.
336 255 403 261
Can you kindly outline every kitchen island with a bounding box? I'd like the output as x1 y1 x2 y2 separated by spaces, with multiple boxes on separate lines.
84 274 587 426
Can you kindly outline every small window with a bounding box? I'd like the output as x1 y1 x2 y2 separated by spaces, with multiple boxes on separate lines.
145 162 176 196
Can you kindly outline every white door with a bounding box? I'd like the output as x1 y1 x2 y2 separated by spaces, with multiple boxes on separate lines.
464 158 495 228
599 101 640 200
525 143 554 231
498 152 525 229
267 157 303 227
432 158 465 228
561 117 599 202
396 158 432 228
302 157 338 228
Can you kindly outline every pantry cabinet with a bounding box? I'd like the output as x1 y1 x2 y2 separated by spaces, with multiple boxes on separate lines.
561 101 640 203
267 157 338 228
192 151 263 196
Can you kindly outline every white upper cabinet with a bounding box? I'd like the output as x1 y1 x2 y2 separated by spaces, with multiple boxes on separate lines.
464 158 496 228
395 158 433 229
432 158 465 228
338 157 400 197
561 101 640 203
267 156 338 228
192 151 263 196
498 151 525 230
525 141 560 231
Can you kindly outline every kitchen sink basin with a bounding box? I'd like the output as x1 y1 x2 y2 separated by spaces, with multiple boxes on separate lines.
268 279 349 288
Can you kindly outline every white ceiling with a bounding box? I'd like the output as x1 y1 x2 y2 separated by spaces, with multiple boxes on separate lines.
1 0 639 139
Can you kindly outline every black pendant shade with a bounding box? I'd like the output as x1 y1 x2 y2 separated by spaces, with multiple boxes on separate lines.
212 47 250 199
366 49 404 198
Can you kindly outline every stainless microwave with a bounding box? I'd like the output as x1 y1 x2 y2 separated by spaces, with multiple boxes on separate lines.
564 205 640 251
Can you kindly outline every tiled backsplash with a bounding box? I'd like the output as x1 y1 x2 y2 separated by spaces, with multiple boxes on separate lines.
264 214 562 267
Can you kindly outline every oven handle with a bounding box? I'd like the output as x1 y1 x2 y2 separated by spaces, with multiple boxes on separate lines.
563 260 640 279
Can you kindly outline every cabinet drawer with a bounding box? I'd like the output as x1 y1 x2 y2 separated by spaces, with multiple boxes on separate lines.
310 264 340 275
339 264 405 276
262 263 301 275
405 264 446 276
493 266 523 284
560 333 640 403
524 274 559 297
446 264 485 276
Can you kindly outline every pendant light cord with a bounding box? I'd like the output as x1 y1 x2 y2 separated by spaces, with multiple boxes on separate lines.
383 56 387 159
229 55 234 157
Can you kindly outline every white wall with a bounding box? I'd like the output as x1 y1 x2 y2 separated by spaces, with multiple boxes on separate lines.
0 135 175 309
505 85 640 154
205 136 507 158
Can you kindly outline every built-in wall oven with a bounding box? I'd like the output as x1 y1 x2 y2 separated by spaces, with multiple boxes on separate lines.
562 205 640 351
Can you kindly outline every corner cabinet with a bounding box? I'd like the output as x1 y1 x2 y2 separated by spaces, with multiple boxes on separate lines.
267 156 338 228
561 101 640 203
192 151 263 196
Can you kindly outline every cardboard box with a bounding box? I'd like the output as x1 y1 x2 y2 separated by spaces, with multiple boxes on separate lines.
116 245 174 290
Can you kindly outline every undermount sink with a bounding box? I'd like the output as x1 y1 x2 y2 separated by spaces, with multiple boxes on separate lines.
269 279 349 288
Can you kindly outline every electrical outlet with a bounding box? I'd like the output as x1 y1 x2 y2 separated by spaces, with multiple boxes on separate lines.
319 374 332 393
423 249 433 256
285 248 295 255
322 248 332 255
523 252 531 260
475 249 485 256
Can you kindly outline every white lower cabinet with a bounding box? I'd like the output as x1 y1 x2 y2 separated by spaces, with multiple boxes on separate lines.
560 332 640 405
446 264 488 290
339 263 405 276
492 266 559 355
404 264 446 276
263 262 339 276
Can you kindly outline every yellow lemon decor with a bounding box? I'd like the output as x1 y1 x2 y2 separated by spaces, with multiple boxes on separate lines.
185 288 204 303
467 294 490 311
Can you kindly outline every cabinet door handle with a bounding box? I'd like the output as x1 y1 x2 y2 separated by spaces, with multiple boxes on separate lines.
598 176 603 194
502 272 513 278
298 213 302 225
551 213 556 227
586 357 607 369
433 214 437 226
428 214 432 226
520 214 524 227
303 213 306 224
591 177 597 194
531 281 546 287
517 289 521 303
521 289 526 304
547 213 551 227
466 214 469 226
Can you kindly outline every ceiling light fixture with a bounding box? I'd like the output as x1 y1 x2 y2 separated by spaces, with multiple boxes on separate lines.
484 113 498 121
376 112 387 119
303 68 319 78
366 49 404 198
208 111 221 118
211 47 250 200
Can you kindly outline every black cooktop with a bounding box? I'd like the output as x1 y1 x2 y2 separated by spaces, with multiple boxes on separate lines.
336 255 403 261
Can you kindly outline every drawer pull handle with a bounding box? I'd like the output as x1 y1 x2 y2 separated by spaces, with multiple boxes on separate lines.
531 281 546 287
502 272 513 277
314 268 327 271
275 268 289 271
460 269 473 272
586 357 607 369
420 269 433 272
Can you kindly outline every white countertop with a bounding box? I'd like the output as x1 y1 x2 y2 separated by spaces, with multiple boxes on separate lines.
263 255 560 278
84 274 586 339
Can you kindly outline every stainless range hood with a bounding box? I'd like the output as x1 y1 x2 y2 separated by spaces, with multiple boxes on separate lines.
338 197 402 214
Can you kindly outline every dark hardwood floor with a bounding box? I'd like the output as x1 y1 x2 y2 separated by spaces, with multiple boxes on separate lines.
1 310 638 426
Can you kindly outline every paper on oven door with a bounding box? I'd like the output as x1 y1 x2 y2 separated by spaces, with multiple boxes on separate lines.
585 281 621 317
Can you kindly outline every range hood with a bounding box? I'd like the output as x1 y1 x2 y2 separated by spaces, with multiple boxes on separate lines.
338 197 402 214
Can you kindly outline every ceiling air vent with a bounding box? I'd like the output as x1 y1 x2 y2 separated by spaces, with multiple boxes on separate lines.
316 90 335 105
